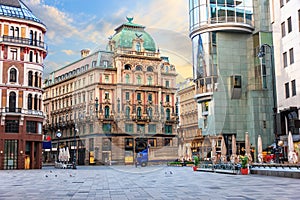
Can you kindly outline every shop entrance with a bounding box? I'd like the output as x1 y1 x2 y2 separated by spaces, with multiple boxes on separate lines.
4 140 18 169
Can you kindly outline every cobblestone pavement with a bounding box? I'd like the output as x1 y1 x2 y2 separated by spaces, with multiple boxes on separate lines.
0 165 299 200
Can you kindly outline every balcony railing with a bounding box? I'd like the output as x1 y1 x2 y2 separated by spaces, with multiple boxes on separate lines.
0 107 44 117
1 35 47 51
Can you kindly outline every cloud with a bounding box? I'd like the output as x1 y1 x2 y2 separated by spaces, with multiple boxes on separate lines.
61 49 76 55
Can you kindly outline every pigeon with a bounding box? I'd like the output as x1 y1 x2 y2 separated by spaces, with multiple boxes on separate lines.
55 175 57 177
50 170 52 173
45 175 48 177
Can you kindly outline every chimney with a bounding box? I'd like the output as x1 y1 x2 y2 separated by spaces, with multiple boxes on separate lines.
81 49 90 58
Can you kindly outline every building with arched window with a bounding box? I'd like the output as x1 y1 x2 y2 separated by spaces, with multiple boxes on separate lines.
0 0 47 169
43 17 178 165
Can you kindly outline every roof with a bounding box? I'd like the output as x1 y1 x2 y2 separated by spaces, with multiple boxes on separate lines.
110 17 156 52
0 0 44 25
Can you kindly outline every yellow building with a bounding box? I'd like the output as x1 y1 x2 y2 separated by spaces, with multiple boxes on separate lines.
43 18 178 165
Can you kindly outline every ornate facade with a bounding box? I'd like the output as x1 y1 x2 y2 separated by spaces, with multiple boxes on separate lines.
177 78 201 161
0 0 47 169
43 18 178 165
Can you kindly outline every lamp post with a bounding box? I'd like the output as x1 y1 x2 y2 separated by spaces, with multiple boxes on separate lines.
56 129 61 162
72 125 78 169
257 43 278 161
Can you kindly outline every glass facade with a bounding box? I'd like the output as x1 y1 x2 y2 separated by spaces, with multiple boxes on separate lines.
189 0 253 33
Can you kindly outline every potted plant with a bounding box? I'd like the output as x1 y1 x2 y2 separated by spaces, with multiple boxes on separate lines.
193 156 199 171
240 155 249 175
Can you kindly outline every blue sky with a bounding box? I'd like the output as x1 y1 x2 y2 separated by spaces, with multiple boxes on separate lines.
24 0 192 82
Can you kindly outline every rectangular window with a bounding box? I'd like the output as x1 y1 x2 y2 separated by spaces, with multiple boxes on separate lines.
102 138 111 151
89 124 93 133
292 80 296 96
105 92 109 99
148 138 157 147
148 93 152 102
285 82 290 98
137 93 141 101
289 48 294 64
92 61 96 67
164 138 171 146
103 60 108 67
125 92 130 101
125 138 133 149
166 95 170 102
125 124 133 133
5 120 19 133
166 80 170 87
26 121 36 133
148 124 156 134
283 52 288 67
102 123 111 133
281 22 286 37
89 138 94 151
105 75 109 83
10 48 17 60
287 17 292 33
164 125 172 134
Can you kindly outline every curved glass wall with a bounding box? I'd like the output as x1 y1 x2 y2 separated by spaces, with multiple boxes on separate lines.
189 0 253 33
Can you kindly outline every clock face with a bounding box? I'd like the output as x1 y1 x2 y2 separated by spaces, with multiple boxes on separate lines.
56 132 62 138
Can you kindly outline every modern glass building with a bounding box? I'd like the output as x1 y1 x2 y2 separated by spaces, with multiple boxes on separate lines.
189 0 276 162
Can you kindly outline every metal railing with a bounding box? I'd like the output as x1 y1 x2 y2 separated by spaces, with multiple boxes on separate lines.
1 35 47 50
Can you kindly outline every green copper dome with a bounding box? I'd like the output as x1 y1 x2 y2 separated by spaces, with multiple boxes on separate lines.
110 17 156 52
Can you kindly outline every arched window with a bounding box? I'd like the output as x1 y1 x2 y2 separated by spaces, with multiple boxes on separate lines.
28 71 33 86
126 106 130 119
147 76 152 85
147 66 153 72
136 65 142 71
125 74 130 84
136 42 141 52
34 72 38 87
9 92 16 112
137 107 142 119
34 94 38 110
137 75 141 85
27 94 32 110
124 64 131 70
104 106 110 118
166 108 171 120
9 68 17 82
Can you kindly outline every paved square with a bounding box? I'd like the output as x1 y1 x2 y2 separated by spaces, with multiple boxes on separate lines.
0 166 299 199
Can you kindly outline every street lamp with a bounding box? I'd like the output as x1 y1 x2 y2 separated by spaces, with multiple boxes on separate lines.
72 125 78 169
56 129 62 162
257 43 278 160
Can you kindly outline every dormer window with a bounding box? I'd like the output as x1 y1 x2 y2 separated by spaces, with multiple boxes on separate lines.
136 42 141 52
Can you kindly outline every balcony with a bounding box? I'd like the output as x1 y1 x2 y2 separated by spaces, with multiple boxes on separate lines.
1 35 47 51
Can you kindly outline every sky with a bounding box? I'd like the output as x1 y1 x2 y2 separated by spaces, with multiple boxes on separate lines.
23 0 193 82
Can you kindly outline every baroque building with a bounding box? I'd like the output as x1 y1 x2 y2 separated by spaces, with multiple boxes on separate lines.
0 0 47 169
43 18 178 165
189 0 275 162
176 78 201 161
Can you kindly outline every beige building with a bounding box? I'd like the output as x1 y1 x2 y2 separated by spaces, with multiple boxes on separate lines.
177 78 201 161
43 18 178 165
